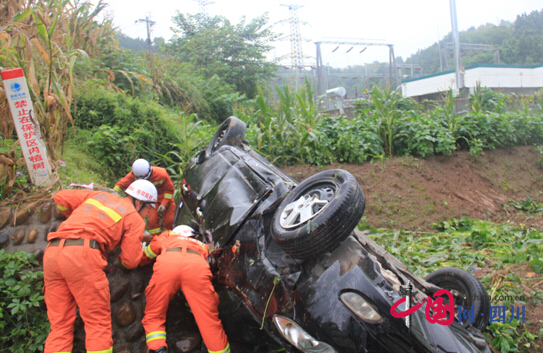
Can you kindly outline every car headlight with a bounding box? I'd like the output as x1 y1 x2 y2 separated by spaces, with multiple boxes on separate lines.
340 292 383 323
272 315 337 353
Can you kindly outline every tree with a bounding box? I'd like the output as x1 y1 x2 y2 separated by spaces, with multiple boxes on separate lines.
166 13 279 99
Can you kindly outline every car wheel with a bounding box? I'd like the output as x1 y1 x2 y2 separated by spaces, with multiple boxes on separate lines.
424 267 490 330
271 169 365 259
206 116 246 157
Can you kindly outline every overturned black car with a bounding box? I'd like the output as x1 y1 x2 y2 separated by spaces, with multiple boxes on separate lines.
174 116 492 353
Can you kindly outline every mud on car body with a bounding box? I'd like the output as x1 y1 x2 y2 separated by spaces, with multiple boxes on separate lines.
174 116 492 353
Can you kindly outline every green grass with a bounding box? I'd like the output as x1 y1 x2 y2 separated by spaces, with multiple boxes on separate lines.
57 140 113 187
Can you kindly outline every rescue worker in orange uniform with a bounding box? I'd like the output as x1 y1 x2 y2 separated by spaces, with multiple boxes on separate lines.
140 225 230 353
114 158 175 235
43 180 158 353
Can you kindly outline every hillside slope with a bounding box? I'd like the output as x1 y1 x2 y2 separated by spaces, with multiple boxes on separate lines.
282 146 543 231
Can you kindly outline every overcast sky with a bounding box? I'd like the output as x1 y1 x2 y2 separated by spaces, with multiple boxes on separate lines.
98 0 542 67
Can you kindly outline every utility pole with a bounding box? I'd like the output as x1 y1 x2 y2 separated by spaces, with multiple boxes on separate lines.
135 16 155 55
449 0 463 90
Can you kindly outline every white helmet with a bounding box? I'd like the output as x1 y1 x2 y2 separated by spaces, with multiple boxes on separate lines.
132 159 152 180
172 225 196 237
126 180 158 207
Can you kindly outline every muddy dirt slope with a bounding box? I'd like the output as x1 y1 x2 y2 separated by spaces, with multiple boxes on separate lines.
282 145 543 231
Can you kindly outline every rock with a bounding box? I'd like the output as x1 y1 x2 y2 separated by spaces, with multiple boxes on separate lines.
174 333 201 353
111 281 130 303
127 323 144 341
14 203 37 225
0 231 9 248
0 207 11 229
27 228 38 243
45 223 59 241
52 203 66 221
116 302 137 327
139 341 149 353
73 316 86 347
12 229 25 245
38 202 52 223
33 249 44 262
112 344 131 353
130 278 145 300
107 246 122 258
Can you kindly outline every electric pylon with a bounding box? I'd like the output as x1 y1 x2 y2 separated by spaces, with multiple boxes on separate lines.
193 0 214 19
280 4 306 70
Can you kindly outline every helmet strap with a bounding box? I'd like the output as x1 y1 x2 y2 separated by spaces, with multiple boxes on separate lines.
130 196 144 212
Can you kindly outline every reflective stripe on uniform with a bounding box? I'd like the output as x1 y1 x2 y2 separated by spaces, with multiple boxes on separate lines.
87 348 113 353
209 343 230 353
113 185 123 193
57 205 68 211
144 245 157 259
153 180 164 185
146 331 167 342
84 198 122 222
149 228 161 235
164 193 173 199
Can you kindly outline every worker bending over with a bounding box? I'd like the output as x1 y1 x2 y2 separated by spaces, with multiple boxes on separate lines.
140 225 230 353
114 158 175 235
43 180 158 353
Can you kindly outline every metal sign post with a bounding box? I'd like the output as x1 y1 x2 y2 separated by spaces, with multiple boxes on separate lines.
1 68 54 187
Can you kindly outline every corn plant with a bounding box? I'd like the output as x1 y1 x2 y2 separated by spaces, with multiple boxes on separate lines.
0 0 118 159
160 112 212 181
249 79 323 165
370 86 405 156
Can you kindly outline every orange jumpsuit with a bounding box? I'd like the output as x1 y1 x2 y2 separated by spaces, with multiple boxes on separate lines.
141 231 230 353
44 190 144 353
114 166 175 234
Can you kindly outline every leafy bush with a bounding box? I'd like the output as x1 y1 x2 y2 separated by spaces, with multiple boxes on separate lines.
74 81 197 178
86 125 136 181
0 250 49 352
317 116 383 164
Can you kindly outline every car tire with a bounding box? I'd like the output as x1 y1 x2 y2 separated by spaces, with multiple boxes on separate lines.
206 116 246 157
424 267 490 330
271 169 365 259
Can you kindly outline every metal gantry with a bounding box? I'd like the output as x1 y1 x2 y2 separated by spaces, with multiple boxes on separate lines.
443 43 501 66
315 39 399 98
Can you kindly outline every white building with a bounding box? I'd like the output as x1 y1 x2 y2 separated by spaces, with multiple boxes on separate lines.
401 64 543 101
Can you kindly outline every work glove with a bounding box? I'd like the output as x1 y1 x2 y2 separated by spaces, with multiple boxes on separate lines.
157 204 166 214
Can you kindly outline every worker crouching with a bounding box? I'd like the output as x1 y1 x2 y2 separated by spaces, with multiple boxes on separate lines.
140 225 230 353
